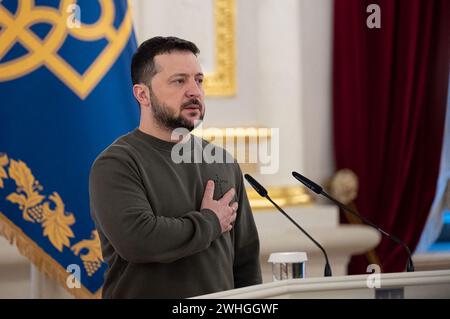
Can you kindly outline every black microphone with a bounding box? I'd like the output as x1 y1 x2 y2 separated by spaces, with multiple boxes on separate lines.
244 174 332 277
292 171 414 272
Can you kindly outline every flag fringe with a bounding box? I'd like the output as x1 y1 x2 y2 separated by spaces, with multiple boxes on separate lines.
0 213 101 299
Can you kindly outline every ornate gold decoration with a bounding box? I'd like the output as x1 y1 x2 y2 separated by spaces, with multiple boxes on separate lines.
247 185 312 210
72 230 104 277
0 0 133 99
6 159 45 222
1 153 102 280
42 192 75 252
328 169 358 204
0 154 8 188
203 0 236 96
193 127 272 174
193 127 273 139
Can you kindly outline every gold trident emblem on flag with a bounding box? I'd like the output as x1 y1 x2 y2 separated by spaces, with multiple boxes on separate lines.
0 0 133 99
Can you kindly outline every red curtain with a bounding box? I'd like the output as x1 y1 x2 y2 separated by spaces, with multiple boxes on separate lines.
333 0 449 273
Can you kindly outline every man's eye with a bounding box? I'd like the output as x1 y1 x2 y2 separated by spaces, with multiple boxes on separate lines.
174 79 185 84
196 78 204 84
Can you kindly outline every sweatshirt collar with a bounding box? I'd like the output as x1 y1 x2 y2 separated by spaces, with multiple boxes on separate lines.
133 128 193 152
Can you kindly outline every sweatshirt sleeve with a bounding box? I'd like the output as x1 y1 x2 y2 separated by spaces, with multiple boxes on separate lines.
232 165 263 288
89 146 221 264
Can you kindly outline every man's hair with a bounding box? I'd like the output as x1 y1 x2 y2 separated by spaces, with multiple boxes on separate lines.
131 36 200 85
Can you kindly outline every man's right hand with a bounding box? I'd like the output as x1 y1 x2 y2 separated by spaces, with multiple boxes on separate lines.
201 180 238 233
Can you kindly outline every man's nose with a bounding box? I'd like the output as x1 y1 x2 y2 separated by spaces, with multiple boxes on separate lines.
185 79 203 98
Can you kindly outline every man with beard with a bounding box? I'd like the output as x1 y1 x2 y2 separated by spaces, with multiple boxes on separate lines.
89 36 262 298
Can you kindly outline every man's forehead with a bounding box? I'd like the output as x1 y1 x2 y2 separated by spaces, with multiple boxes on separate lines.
154 51 202 74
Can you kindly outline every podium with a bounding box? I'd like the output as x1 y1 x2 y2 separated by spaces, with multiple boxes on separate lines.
194 270 450 299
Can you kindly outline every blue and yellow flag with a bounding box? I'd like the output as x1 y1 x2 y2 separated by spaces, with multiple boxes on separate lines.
0 0 138 297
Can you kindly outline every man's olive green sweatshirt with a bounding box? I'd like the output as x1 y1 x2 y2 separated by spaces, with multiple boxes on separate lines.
89 129 262 298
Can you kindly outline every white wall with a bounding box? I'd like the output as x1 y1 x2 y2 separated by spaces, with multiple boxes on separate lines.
300 0 334 185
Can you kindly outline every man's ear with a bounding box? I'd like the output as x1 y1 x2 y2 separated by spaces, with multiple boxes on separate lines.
133 84 151 108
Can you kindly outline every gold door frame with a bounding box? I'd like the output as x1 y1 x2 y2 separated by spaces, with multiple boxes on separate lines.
204 0 236 96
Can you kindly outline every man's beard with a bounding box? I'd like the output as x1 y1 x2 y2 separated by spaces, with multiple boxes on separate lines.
149 89 204 132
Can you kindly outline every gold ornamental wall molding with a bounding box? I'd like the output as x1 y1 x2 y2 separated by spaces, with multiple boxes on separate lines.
247 185 312 210
193 127 272 174
204 0 236 97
